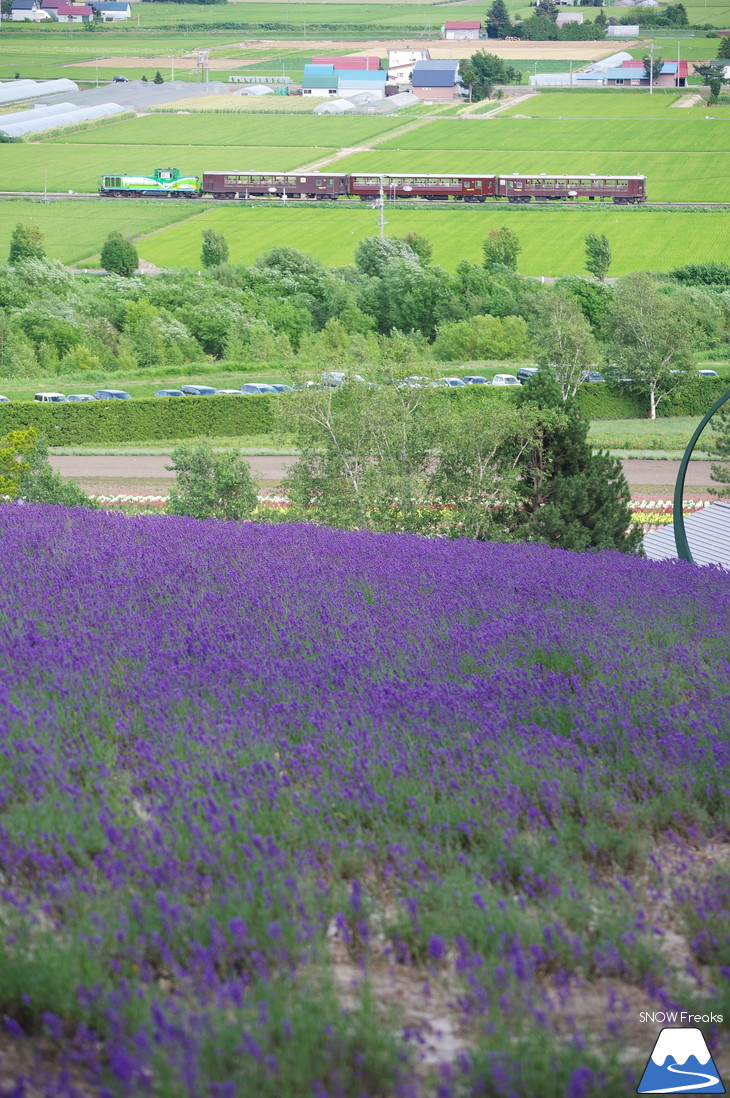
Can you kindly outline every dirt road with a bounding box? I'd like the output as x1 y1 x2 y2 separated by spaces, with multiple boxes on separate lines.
49 455 720 497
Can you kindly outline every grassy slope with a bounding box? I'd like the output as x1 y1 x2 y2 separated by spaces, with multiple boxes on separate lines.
123 205 730 276
0 198 201 266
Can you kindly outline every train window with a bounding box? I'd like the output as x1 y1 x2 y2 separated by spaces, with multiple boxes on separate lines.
617 180 628 189
475 180 482 189
514 182 522 191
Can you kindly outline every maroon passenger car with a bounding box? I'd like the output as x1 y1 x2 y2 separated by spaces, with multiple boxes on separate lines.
201 171 349 199
347 173 497 201
495 173 646 204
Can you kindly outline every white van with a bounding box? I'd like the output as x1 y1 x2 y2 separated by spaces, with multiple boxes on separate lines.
34 392 67 403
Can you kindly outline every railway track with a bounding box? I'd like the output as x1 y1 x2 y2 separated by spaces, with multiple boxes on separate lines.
1 191 730 208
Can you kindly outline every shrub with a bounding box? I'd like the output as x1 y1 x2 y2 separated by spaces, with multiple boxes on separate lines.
167 437 258 521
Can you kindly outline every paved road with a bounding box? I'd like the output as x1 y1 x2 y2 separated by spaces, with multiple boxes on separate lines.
49 455 720 491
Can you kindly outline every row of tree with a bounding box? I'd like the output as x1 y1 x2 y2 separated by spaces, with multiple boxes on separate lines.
3 222 729 421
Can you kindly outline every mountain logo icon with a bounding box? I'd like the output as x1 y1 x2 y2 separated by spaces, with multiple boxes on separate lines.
637 1028 726 1094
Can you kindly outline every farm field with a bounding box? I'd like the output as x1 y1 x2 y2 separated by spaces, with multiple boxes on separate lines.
375 117 730 154
0 199 198 267
0 510 728 1097
61 113 407 148
0 145 329 195
500 91 689 118
108 205 730 276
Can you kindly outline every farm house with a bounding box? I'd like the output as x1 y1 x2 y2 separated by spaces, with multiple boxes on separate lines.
411 59 461 100
442 20 481 39
9 0 50 21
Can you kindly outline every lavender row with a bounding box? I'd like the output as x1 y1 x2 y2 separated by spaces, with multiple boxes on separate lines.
0 505 728 1098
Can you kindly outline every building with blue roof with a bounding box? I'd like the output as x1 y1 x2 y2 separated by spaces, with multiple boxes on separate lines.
411 59 460 100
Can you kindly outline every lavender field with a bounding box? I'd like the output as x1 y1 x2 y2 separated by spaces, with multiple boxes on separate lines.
0 505 728 1098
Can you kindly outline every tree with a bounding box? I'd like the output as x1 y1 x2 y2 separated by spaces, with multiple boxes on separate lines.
167 438 259 521
459 51 521 100
513 370 642 553
100 231 138 277
0 428 36 499
0 0 13 17
485 0 511 38
664 2 687 23
534 0 557 16
401 232 433 265
482 225 521 272
354 236 419 277
153 70 164 84
643 54 663 82
531 289 599 401
201 227 229 269
605 272 700 420
718 36 730 60
432 313 528 361
16 434 97 508
695 62 730 103
8 223 45 265
595 7 607 30
584 232 611 281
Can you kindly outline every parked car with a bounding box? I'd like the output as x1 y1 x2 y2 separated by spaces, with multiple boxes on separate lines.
94 389 132 400
439 377 467 387
270 384 293 393
113 75 129 83
34 392 67 403
491 374 521 386
580 370 605 384
217 389 245 395
154 389 184 398
66 394 94 402
241 383 270 394
254 383 280 393
516 367 539 385
462 375 488 385
0 395 9 403
181 385 218 396
698 369 719 378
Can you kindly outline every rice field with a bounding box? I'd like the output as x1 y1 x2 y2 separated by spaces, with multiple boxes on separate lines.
59 113 406 149
501 91 694 118
0 144 328 194
0 198 200 267
115 204 730 277
376 117 730 154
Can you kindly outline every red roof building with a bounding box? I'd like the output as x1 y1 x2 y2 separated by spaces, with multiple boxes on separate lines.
56 3 92 16
443 20 481 38
311 55 381 70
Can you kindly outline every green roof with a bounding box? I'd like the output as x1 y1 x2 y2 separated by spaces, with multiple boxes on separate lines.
303 74 338 89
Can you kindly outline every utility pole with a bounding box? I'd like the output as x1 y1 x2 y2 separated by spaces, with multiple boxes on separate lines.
171 54 174 81
648 41 655 95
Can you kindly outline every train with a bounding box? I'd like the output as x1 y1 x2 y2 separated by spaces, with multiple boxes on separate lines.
99 167 647 204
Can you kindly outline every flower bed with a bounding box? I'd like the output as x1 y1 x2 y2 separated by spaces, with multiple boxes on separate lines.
0 506 728 1097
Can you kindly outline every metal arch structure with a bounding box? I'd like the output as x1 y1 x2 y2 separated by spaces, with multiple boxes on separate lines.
673 387 730 563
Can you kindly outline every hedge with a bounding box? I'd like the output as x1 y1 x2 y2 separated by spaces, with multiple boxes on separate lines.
0 380 725 445
0 395 274 446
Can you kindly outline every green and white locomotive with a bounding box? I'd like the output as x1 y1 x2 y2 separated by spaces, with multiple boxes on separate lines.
98 167 200 198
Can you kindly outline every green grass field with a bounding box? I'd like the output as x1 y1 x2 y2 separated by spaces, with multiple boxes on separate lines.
500 91 687 118
588 416 720 451
0 144 329 194
105 204 730 276
376 117 730 153
0 198 198 266
334 149 729 202
60 114 406 148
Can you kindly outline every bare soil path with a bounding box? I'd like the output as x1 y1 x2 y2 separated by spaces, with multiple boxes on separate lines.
49 455 720 498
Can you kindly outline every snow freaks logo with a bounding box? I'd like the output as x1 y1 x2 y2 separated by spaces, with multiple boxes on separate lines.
636 1028 726 1094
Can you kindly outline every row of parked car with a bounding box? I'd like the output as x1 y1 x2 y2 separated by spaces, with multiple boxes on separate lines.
22 384 295 404
2 367 720 406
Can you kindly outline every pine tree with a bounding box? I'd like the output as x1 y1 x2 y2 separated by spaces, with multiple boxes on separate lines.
718 37 730 60
100 231 138 277
514 370 642 553
486 0 511 38
153 70 164 84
